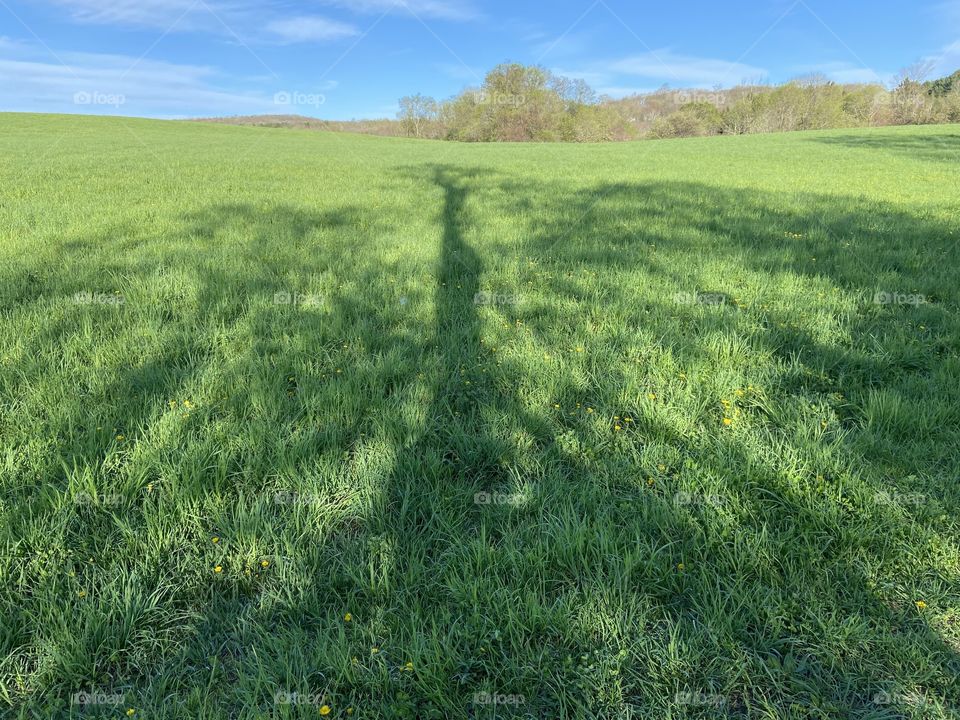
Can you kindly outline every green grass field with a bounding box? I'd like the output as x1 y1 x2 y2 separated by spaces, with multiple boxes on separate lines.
1 113 959 719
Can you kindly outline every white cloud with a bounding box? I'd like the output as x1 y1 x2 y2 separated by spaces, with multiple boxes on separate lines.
609 50 768 87
791 61 890 85
265 16 359 43
44 0 216 30
926 40 960 78
40 0 475 43
0 41 329 117
314 0 479 21
41 0 362 43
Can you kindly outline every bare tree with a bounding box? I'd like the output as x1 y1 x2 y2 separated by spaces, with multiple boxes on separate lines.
398 94 438 138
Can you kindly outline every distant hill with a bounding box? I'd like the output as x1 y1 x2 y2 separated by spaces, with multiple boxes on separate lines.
192 114 401 135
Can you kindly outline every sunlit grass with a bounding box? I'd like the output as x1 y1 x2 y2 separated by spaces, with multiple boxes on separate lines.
1 114 959 718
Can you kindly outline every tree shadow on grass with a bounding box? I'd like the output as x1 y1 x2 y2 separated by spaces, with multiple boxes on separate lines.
804 130 960 164
264 167 960 717
3 167 960 719
482 174 960 716
0 200 393 717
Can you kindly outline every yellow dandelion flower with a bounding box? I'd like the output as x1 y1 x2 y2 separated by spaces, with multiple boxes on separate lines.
214 565 223 573
344 613 352 622
405 661 414 671
614 425 622 431
722 418 733 426
212 537 220 544
916 600 927 610
677 563 685 571
319 706 331 716
260 560 270 568
371 646 379 654
126 710 136 717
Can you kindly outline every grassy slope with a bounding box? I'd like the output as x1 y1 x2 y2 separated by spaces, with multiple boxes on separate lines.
0 114 959 718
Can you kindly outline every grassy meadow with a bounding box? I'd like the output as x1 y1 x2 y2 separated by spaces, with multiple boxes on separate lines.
1 113 959 718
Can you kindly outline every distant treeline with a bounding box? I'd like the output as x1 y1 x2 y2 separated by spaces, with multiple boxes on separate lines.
391 63 960 142
198 64 960 142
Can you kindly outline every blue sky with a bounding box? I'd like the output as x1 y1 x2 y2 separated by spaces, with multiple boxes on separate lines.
1 0 958 119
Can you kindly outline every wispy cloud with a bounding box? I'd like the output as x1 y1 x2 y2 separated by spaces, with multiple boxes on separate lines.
41 0 363 43
45 0 214 30
0 39 329 117
315 0 480 21
609 50 768 87
925 39 960 77
265 16 359 43
791 61 890 85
